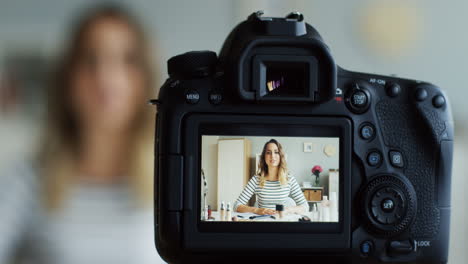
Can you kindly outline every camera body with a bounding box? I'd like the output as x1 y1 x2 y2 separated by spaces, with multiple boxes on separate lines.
154 12 453 263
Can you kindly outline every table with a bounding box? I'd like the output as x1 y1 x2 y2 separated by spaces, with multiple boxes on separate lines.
207 211 326 222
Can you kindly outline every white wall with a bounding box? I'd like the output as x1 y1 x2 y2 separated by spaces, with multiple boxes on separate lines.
221 136 339 195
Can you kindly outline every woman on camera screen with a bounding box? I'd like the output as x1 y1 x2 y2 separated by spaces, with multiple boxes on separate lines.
234 139 309 215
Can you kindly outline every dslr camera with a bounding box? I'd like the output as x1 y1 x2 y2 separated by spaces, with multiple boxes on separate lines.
153 12 454 263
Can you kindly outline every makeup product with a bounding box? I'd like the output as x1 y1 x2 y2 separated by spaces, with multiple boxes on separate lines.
226 202 232 221
276 204 284 219
220 201 225 221
207 205 212 219
312 203 319 221
322 196 331 222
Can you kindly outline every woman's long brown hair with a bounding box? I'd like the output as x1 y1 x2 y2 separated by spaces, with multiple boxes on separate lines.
256 139 289 187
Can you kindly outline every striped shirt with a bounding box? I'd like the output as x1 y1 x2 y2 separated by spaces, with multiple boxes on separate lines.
234 175 308 211
0 160 166 264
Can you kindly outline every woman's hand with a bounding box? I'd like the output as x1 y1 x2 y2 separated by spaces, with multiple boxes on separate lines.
254 208 277 215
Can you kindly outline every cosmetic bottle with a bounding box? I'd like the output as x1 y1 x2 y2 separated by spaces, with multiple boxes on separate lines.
226 202 232 221
220 201 225 221
311 203 319 221
322 196 331 222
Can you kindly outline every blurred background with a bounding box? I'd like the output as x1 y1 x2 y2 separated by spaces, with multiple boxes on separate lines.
0 0 466 263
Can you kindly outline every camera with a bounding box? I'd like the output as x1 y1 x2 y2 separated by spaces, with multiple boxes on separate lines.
153 11 454 263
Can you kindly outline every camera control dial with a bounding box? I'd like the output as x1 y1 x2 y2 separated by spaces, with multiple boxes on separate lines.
361 175 417 237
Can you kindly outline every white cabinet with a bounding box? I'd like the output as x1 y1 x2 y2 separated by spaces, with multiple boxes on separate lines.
217 139 251 209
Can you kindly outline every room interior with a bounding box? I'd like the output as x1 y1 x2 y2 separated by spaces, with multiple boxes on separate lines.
201 135 340 219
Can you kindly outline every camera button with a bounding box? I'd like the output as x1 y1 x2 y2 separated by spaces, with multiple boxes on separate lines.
367 151 382 167
360 123 376 140
386 82 401 97
346 84 371 113
360 240 374 257
185 89 200 104
381 198 395 212
388 240 415 255
433 95 446 108
351 91 368 107
389 151 404 168
209 91 223 105
415 87 428 101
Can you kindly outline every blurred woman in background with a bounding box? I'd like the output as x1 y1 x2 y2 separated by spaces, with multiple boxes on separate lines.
0 5 164 264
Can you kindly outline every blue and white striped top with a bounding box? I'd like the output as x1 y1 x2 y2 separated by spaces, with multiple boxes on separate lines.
234 175 309 211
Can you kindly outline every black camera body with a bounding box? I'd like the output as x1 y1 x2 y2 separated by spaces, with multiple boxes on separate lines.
154 12 454 263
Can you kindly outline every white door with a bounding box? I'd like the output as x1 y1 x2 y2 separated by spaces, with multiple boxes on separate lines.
217 139 246 209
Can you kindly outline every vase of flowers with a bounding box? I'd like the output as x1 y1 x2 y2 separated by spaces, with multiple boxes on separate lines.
311 165 323 187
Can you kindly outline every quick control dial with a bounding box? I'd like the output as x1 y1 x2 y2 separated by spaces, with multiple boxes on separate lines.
361 175 417 237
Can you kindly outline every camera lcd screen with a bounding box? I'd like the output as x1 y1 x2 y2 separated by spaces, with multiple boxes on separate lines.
200 135 340 223
263 62 308 97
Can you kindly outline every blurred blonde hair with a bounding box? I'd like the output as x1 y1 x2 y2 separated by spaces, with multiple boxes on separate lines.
38 5 157 210
257 139 289 188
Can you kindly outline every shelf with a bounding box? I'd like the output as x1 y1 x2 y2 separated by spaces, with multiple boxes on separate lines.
301 187 324 190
